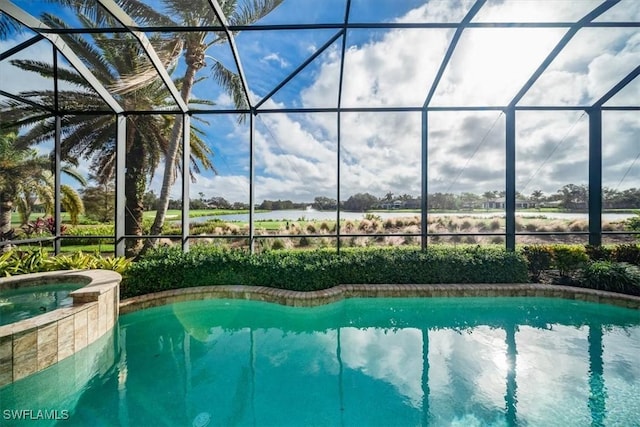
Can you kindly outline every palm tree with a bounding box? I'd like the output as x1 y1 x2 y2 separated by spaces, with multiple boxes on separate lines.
1 13 214 256
530 190 544 209
118 0 284 251
0 129 85 233
16 170 86 226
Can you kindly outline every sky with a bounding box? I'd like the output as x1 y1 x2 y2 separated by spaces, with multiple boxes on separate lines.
1 0 639 204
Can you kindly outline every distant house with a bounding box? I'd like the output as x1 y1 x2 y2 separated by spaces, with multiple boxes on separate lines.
483 197 533 209
378 200 405 209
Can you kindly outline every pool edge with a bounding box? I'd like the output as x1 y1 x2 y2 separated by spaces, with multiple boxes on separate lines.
120 283 640 315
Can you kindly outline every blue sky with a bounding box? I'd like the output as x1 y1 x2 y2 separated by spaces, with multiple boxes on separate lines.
1 0 639 204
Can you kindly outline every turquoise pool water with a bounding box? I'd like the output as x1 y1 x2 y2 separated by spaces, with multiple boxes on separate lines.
0 283 82 326
1 297 639 426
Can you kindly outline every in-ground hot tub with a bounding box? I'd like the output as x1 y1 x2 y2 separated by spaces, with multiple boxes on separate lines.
0 270 121 386
1 282 84 326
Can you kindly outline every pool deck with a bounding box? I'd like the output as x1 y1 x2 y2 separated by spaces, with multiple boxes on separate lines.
120 283 640 314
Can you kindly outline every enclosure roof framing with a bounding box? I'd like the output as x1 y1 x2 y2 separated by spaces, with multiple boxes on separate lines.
0 0 638 115
0 1 123 114
96 0 188 112
208 0 252 110
508 0 621 108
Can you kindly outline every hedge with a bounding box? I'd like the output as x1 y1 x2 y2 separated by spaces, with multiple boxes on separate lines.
121 245 529 298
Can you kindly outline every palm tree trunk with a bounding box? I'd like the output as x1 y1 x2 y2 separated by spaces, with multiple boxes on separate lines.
0 198 13 235
125 141 147 257
143 60 199 252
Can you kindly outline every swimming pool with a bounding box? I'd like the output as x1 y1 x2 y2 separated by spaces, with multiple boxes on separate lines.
0 283 83 326
1 296 639 426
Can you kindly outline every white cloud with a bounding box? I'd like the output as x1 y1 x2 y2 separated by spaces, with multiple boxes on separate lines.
260 52 289 68
246 2 639 201
341 327 424 408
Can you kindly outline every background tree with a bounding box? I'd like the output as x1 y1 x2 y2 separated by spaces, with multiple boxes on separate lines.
81 179 115 223
209 196 232 209
143 191 159 212
557 184 588 210
343 193 379 212
530 190 544 208
312 196 337 211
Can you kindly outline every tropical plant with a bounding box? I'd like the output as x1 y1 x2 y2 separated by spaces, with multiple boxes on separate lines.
0 129 85 233
16 170 85 226
1 13 214 256
0 247 131 276
581 261 640 296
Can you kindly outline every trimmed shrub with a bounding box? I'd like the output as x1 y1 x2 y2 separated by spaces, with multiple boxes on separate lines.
611 244 640 265
122 246 529 299
551 245 589 277
62 224 114 245
581 261 640 296
585 244 612 262
521 245 553 282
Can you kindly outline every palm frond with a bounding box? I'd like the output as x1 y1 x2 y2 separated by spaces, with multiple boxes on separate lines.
119 0 179 27
229 0 283 27
109 37 183 95
0 12 22 40
60 165 88 186
61 184 85 224
211 61 248 121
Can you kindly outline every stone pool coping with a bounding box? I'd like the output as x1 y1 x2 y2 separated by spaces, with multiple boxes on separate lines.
0 270 121 386
120 283 640 314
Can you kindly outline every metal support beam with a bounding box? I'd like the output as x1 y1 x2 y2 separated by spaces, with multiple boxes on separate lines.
505 108 516 251
0 90 53 114
181 114 191 252
0 1 123 114
97 0 188 113
0 34 43 61
423 0 486 108
509 0 620 107
115 115 126 256
53 46 61 255
208 0 253 109
588 108 602 246
255 31 343 110
592 65 640 108
421 109 428 250
334 0 351 254
249 112 255 253
336 111 342 254
54 119 62 254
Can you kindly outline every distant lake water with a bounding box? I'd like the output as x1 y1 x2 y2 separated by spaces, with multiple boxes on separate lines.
188 210 635 223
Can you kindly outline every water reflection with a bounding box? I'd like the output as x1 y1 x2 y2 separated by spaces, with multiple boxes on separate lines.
1 297 639 426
